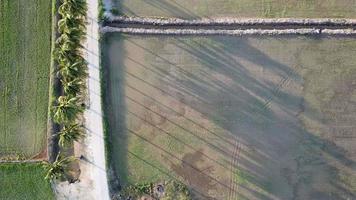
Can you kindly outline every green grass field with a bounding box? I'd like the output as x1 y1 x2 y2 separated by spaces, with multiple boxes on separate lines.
0 0 52 159
0 163 54 199
114 0 356 19
103 34 356 199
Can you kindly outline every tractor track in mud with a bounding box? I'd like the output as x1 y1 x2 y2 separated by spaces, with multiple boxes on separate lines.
228 140 241 200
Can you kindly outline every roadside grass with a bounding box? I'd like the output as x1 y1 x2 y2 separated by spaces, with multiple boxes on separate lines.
114 0 356 19
48 0 61 163
0 0 52 159
0 163 55 200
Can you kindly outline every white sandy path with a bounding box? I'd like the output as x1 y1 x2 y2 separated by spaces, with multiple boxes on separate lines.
83 0 110 198
53 0 110 199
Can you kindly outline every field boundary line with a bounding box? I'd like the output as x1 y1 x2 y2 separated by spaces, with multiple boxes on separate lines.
102 15 356 35
101 27 356 35
107 16 356 26
47 0 61 163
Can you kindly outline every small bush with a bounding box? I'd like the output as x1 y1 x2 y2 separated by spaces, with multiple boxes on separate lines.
99 0 106 21
110 8 120 15
161 181 191 200
119 181 191 200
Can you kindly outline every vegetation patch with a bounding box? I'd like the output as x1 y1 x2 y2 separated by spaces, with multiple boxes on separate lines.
119 180 191 200
43 0 88 182
0 163 55 199
0 0 52 159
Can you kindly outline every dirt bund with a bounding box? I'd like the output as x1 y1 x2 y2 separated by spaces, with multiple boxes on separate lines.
107 16 356 26
103 16 356 35
101 27 356 35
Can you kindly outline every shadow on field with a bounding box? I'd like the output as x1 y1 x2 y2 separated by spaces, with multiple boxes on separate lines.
114 0 199 19
173 37 355 200
103 34 356 200
101 34 128 191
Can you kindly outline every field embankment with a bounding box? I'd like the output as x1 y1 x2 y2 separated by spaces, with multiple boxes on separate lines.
103 17 356 36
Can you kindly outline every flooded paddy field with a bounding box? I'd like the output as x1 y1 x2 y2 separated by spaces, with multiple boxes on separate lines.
102 34 356 200
113 0 356 19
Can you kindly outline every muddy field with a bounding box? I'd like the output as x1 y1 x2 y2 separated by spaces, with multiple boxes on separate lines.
102 34 356 200
113 0 356 19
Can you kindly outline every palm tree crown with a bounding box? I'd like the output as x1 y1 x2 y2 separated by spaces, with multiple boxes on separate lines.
53 96 83 124
42 154 76 180
58 123 85 147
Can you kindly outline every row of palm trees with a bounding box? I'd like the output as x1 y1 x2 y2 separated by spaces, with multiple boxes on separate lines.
43 0 88 181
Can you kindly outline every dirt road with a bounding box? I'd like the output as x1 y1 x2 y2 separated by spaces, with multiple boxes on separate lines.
82 0 110 198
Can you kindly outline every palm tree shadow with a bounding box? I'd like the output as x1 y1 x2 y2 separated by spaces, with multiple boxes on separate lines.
101 33 129 193
113 0 199 19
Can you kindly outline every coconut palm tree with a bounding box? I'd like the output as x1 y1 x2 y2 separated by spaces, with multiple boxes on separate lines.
58 123 85 147
57 12 86 35
55 0 87 81
59 0 87 18
56 33 81 50
42 154 76 180
59 39 82 56
56 28 85 47
54 44 81 69
57 58 87 79
53 96 83 124
62 77 85 96
54 22 87 78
